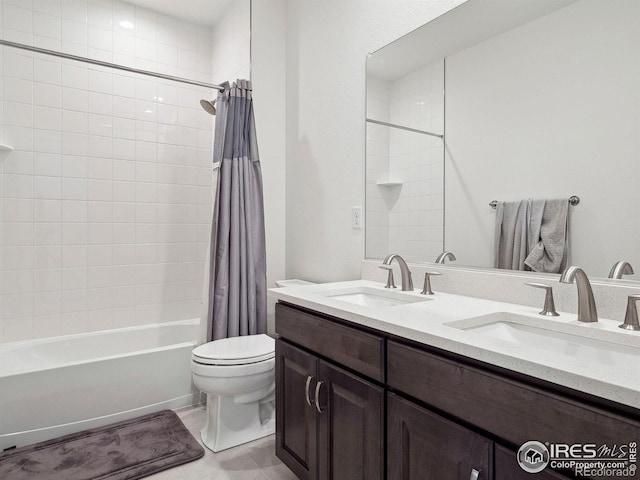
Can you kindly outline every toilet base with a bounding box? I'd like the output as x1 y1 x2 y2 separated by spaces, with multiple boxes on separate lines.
201 394 275 452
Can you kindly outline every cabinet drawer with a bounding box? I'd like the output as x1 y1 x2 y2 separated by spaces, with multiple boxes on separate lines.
387 340 640 448
276 303 384 382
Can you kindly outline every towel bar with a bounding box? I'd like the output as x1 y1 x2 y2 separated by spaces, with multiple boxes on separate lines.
489 196 579 209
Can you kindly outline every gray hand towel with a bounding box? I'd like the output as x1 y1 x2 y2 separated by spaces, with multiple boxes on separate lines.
494 199 530 270
527 198 546 253
525 198 569 273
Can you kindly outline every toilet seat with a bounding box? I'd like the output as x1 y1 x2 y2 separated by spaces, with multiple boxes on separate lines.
192 334 275 366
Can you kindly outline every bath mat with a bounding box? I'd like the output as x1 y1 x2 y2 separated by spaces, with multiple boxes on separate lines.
0 410 204 480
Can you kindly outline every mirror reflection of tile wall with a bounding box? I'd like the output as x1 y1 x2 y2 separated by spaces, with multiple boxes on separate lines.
366 60 444 262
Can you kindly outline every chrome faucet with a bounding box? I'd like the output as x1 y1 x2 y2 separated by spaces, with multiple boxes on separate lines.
559 266 598 323
382 254 414 291
435 251 456 264
608 261 634 279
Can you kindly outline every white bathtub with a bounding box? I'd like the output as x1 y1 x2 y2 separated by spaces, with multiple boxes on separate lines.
0 319 201 450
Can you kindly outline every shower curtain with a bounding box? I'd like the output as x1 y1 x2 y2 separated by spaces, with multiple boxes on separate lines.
208 80 267 340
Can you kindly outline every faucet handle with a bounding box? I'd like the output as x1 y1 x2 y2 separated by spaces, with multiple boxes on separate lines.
420 272 441 295
619 294 640 331
379 266 397 289
525 283 559 316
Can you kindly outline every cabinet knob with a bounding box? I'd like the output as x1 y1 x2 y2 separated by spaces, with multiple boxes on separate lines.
314 381 325 413
305 375 314 407
470 468 481 480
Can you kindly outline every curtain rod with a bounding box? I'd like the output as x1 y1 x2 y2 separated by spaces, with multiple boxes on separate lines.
0 39 225 91
366 118 444 139
489 196 580 209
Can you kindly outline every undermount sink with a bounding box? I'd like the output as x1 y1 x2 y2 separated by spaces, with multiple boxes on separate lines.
446 312 640 366
320 286 429 308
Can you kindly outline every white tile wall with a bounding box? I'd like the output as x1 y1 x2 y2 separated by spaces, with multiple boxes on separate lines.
365 61 445 262
0 0 219 342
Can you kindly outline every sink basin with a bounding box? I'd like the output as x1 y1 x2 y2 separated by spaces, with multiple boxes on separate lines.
446 312 640 366
320 286 429 308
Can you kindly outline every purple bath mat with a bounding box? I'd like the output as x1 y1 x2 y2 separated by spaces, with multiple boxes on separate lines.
0 409 204 480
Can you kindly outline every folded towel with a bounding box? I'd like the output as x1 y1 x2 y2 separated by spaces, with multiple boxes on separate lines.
525 198 569 273
494 199 530 270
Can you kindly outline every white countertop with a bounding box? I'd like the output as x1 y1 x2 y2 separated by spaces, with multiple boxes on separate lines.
269 279 640 409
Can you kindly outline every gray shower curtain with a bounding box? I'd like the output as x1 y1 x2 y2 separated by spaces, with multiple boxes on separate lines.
208 80 267 340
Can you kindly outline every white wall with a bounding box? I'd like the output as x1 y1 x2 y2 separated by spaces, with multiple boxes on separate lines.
0 0 216 342
211 0 251 84
251 0 287 334
283 0 465 283
445 0 640 277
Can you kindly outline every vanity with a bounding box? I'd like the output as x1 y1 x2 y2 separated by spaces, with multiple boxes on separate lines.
271 277 640 480
273 0 640 476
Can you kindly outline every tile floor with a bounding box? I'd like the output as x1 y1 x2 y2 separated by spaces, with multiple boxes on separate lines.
146 405 298 480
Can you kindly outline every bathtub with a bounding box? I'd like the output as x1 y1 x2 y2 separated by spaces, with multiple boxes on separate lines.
0 319 201 450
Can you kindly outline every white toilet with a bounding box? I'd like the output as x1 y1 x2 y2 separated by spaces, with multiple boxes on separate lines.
191 334 276 452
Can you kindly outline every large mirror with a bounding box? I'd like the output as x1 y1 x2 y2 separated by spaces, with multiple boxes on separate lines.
365 0 640 281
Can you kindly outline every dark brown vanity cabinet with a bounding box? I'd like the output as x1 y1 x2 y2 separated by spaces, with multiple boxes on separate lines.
316 359 384 480
275 339 318 480
275 304 384 480
388 393 492 479
276 302 639 480
386 393 572 480
386 340 637 480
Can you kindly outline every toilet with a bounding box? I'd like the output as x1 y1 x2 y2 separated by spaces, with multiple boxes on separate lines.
191 334 276 452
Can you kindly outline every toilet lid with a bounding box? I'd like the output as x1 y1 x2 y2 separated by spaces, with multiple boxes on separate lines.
192 334 275 366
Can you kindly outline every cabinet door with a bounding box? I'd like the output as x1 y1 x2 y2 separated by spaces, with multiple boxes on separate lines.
387 393 492 480
316 360 384 480
495 445 571 480
276 339 318 480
